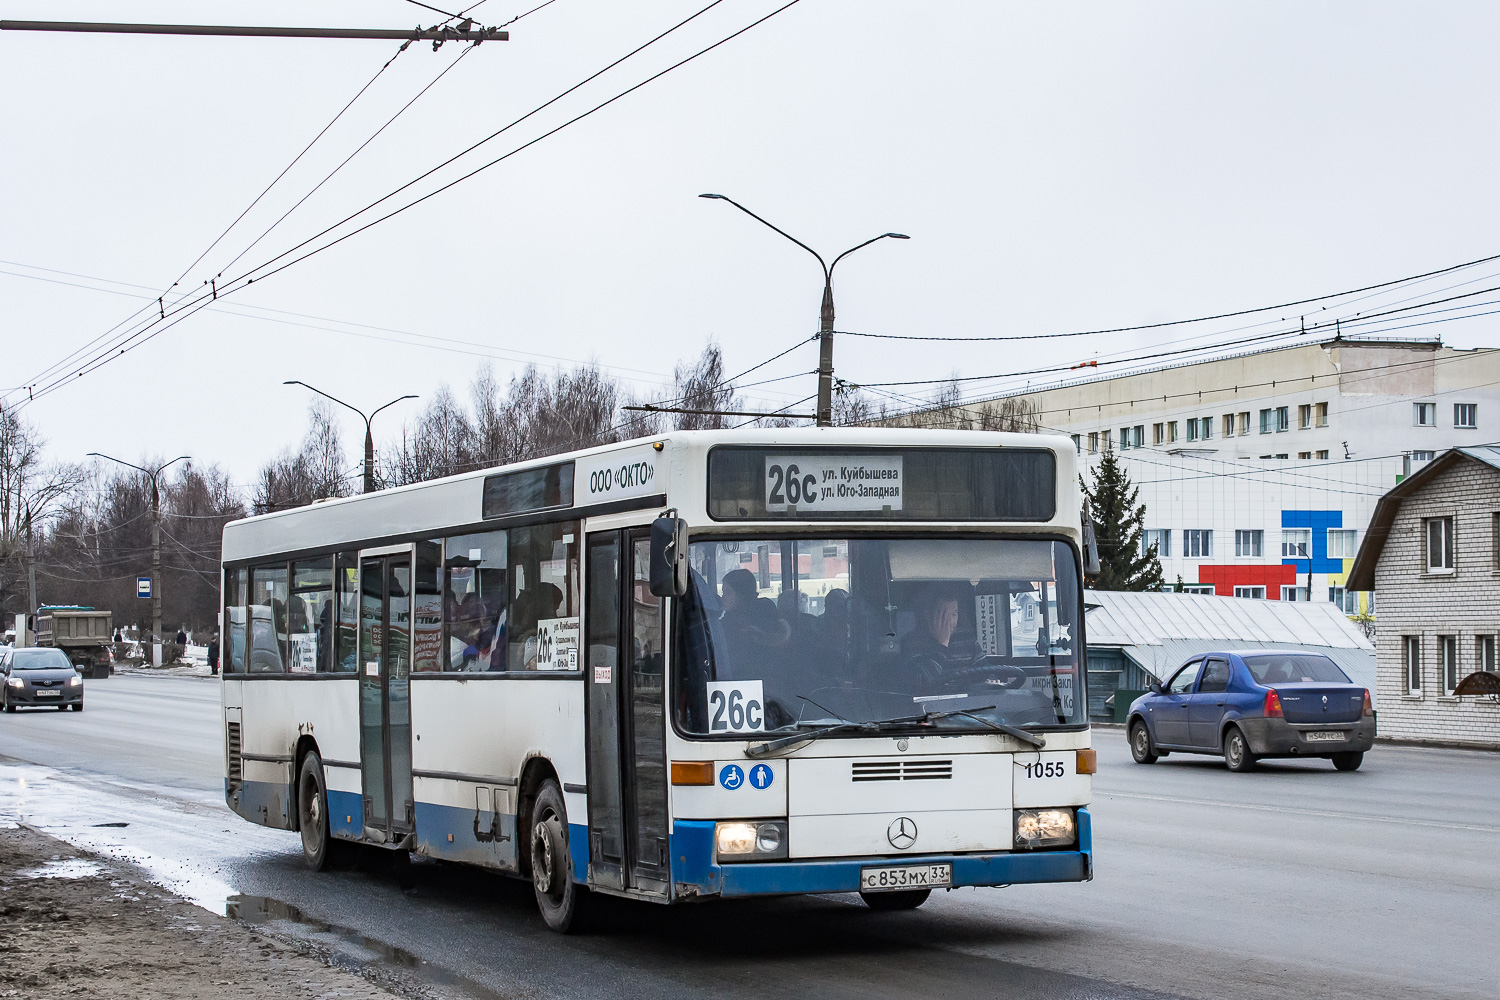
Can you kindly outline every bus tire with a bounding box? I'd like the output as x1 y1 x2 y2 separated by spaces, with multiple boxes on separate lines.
861 888 931 911
297 752 348 871
1129 720 1157 764
529 779 588 933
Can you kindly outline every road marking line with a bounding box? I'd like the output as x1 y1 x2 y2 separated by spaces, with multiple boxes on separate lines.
1100 790 1500 833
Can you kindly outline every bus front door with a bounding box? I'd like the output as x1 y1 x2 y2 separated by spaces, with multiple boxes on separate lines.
358 554 415 845
583 530 670 898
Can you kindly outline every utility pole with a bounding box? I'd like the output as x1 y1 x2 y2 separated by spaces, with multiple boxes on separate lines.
88 453 190 659
699 194 908 427
283 382 416 493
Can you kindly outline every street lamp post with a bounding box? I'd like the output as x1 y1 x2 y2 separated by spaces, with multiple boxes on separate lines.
86 452 190 658
282 381 417 493
699 193 908 427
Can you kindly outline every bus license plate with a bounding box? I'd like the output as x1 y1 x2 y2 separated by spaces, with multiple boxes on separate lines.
860 863 952 892
1306 730 1345 742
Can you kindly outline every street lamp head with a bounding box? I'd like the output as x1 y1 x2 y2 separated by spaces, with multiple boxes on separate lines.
698 193 726 200
885 233 911 240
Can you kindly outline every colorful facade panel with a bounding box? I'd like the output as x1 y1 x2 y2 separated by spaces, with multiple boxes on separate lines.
1197 563 1297 598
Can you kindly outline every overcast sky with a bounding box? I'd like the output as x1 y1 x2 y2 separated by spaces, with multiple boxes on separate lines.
4 1 1499 487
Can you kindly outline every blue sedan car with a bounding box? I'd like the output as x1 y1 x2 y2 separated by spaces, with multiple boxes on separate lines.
1126 650 1375 772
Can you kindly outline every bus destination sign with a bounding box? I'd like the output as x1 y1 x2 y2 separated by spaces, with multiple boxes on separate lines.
764 455 903 512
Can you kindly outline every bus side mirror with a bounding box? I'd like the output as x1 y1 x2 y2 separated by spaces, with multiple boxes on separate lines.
1082 518 1102 576
649 514 689 598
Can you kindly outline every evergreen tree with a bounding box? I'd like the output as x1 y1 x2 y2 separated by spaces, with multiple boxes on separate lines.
1081 444 1164 591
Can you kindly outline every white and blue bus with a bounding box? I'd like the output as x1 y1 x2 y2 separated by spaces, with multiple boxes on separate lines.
220 428 1096 931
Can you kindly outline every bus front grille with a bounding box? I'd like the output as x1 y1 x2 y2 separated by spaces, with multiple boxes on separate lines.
851 759 952 782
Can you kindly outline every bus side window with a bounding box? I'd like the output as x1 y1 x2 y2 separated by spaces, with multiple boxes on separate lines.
508 521 580 671
225 567 247 674
248 563 288 674
411 541 443 673
442 530 507 671
290 557 333 673
334 552 359 672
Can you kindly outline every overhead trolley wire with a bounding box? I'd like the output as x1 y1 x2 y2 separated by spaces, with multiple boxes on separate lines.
11 0 791 409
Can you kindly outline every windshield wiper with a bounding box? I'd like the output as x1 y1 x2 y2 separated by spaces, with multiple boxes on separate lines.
746 705 1044 757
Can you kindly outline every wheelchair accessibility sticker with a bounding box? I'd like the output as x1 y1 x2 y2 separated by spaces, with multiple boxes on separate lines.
719 764 744 790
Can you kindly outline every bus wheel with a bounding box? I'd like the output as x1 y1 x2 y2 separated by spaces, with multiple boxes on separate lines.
861 888 931 911
530 779 588 933
297 752 349 871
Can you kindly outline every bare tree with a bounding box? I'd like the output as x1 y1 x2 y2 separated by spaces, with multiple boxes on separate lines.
671 343 738 430
253 401 352 513
0 411 83 617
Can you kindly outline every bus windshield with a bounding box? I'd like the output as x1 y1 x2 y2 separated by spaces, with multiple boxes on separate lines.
675 537 1085 737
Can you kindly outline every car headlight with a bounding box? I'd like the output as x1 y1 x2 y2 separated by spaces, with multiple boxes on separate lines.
5 678 22 689
714 820 788 862
68 675 83 687
1015 808 1076 849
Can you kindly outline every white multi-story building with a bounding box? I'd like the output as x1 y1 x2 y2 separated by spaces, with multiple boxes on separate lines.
940 337 1500 611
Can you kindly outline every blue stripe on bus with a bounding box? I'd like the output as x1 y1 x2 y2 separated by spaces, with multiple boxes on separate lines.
670 807 1093 897
411 800 520 868
327 789 363 841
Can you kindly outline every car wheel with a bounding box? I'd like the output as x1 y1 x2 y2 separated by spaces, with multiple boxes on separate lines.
1129 720 1158 764
529 779 590 933
1331 751 1364 772
1223 726 1257 772
297 752 350 871
861 888 931 911
2 690 13 713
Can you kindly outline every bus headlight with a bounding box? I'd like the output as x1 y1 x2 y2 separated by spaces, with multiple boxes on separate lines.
715 820 788 862
1015 808 1076 849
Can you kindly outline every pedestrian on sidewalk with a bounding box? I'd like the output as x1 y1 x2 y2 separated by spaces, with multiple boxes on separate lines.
207 634 220 676
175 627 187 647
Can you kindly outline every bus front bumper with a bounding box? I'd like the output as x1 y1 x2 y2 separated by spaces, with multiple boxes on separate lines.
670 807 1092 899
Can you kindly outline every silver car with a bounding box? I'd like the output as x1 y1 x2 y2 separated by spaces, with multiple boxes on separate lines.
1 647 84 712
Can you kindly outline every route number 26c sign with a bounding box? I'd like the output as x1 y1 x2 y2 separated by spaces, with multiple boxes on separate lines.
705 680 765 733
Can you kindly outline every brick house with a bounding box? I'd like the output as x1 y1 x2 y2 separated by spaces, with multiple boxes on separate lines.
1346 446 1500 747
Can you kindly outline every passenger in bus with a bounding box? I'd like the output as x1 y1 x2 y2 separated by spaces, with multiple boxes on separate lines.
719 569 790 651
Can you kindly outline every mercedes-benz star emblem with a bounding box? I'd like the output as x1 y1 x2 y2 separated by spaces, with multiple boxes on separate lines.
887 816 918 850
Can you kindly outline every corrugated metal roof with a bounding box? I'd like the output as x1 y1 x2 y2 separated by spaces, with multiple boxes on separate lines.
1084 590 1378 703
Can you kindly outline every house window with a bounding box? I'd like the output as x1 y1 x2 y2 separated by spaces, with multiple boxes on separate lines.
1413 401 1436 427
1454 403 1477 429
1298 452 1312 460
1182 529 1213 558
1088 432 1098 454
1238 412 1250 436
1153 423 1164 446
1440 635 1459 695
1132 425 1144 448
1103 430 1112 451
1234 585 1266 599
1298 404 1312 429
1425 516 1454 572
1142 528 1170 558
1282 528 1311 559
1167 421 1178 443
1316 450 1329 460
1327 529 1358 559
1328 586 1356 614
1280 585 1309 601
1403 636 1422 694
1234 529 1263 557
1071 434 1081 454
1368 591 1376 614
1276 406 1290 432
1479 635 1497 673
1259 408 1274 434
1119 427 1131 450
1222 414 1236 438
1493 512 1499 570
1315 402 1328 427
1181 585 1214 595
1412 450 1435 463
1201 417 1212 440
1186 419 1198 442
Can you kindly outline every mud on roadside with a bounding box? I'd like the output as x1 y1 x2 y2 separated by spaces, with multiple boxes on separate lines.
0 824 415 999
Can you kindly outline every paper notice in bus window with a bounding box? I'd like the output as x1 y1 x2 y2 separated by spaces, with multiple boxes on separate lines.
705 680 766 733
412 593 444 672
535 617 580 671
975 594 1001 655
764 455 902 512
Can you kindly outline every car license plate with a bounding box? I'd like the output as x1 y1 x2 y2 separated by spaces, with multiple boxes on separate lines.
1306 730 1345 742
860 863 952 892
35 690 60 698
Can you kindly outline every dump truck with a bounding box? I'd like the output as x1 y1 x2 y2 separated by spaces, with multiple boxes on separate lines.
35 606 114 679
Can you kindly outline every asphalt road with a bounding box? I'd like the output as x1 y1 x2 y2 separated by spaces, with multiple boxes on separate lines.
0 675 1495 1000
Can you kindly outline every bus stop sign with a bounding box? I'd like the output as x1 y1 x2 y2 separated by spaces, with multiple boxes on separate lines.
136 577 151 598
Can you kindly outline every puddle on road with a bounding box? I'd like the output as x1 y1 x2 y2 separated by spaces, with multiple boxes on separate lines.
228 894 509 999
16 857 106 880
